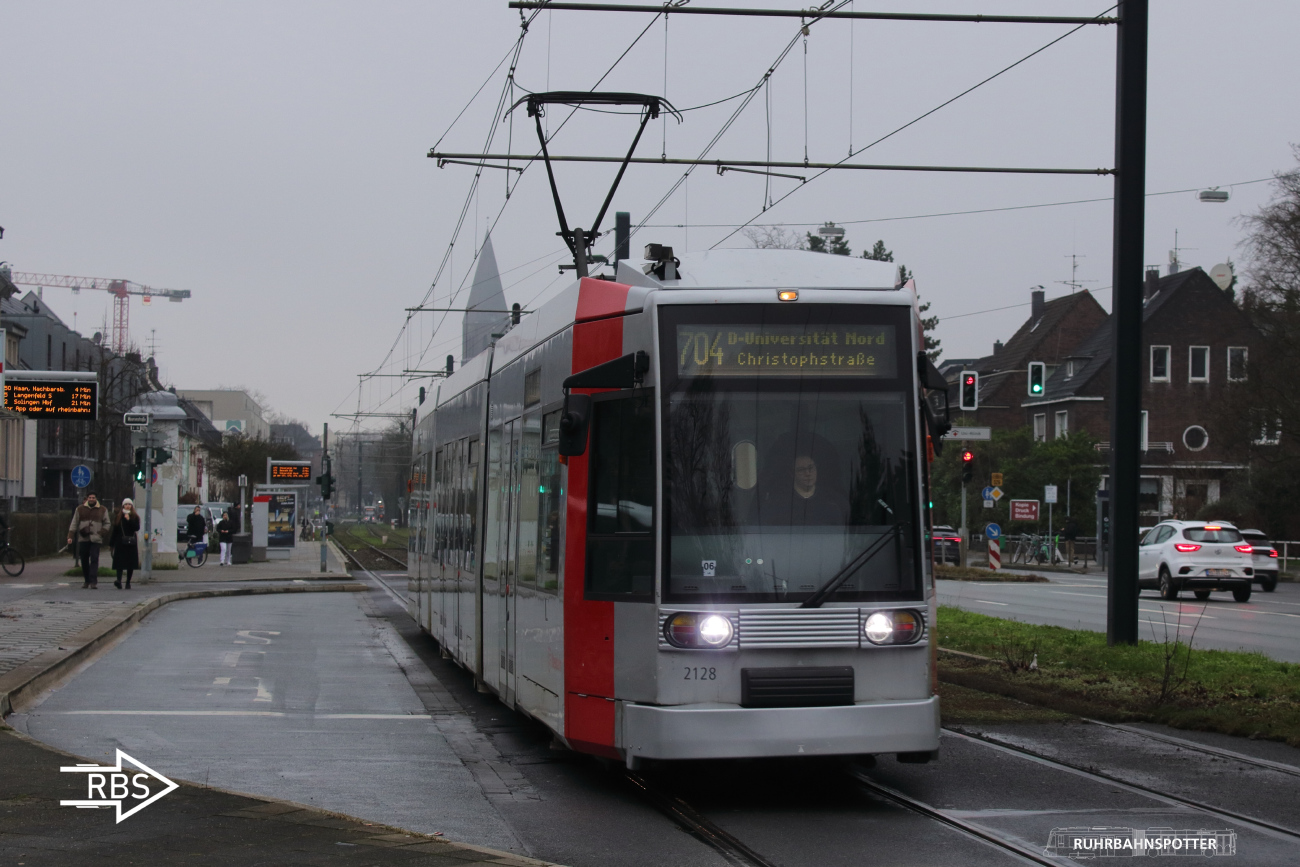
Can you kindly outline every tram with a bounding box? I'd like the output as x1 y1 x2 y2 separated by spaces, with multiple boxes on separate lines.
407 246 949 767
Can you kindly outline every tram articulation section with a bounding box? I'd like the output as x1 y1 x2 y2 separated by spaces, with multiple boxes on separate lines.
407 247 948 768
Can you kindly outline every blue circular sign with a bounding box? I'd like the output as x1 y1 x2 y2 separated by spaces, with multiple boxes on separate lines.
980 485 995 500
985 522 1002 540
71 464 92 489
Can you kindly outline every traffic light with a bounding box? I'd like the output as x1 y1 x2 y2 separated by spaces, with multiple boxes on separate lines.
1027 361 1046 396
959 370 979 411
317 457 334 499
961 449 974 484
149 447 172 467
133 447 147 484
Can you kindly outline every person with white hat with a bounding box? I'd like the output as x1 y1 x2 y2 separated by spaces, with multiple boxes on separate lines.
110 498 141 589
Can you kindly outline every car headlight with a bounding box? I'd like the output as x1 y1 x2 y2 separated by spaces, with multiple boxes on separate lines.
862 609 923 646
664 612 734 649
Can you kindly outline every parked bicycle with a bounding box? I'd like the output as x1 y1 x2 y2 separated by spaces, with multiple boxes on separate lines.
0 537 25 576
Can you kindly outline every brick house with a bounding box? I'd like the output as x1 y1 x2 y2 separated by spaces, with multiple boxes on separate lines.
1023 267 1260 519
952 287 1109 431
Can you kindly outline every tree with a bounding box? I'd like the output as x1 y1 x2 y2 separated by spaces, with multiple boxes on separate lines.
860 239 940 360
742 226 804 249
1212 146 1300 536
930 426 1100 534
206 434 300 502
805 222 852 255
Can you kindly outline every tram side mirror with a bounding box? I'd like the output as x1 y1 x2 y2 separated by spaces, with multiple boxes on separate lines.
559 393 593 457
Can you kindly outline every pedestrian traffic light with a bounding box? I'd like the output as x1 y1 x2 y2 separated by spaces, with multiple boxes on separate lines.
149 447 172 467
133 447 147 484
961 449 974 484
1027 361 1046 396
317 456 334 499
959 370 979 411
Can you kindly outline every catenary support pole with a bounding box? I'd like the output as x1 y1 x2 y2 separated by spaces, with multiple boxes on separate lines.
1107 0 1148 646
321 423 329 573
142 422 153 581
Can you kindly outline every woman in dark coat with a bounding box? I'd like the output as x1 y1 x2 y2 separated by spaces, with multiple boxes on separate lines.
110 498 141 589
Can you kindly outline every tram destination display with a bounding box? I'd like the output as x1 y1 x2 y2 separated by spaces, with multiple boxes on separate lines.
676 324 897 377
4 379 98 419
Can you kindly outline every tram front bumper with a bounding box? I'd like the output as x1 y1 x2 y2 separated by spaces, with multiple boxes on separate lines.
622 696 940 761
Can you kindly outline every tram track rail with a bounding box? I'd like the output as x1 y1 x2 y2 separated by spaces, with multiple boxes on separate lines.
1080 717 1300 779
946 727 1300 842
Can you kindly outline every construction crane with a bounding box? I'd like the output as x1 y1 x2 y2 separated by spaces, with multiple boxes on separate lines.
5 271 190 354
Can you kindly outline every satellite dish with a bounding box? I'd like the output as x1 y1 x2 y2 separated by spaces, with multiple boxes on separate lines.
1209 263 1233 290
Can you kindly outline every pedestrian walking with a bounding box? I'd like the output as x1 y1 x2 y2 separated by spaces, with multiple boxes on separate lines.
67 492 111 589
1062 515 1080 566
110 498 141 589
217 510 235 566
186 505 208 546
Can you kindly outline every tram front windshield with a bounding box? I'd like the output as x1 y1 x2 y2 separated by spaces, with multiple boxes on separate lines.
661 304 921 604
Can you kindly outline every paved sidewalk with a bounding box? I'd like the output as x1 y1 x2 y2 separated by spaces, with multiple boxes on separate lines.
0 724 560 867
0 542 360 715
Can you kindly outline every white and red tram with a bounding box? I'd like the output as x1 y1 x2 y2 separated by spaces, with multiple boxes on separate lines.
408 247 947 767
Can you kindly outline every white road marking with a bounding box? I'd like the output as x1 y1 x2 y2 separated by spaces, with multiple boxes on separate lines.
234 630 280 644
974 599 1009 606
1047 591 1107 599
213 676 231 685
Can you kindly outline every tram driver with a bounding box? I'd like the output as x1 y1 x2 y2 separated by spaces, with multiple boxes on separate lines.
750 438 849 527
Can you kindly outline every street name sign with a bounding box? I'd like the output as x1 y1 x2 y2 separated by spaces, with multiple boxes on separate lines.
1010 499 1040 521
942 426 991 441
123 412 151 427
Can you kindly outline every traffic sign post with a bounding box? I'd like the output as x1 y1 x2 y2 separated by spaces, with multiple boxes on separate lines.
986 523 1002 570
1045 485 1058 554
70 464 92 490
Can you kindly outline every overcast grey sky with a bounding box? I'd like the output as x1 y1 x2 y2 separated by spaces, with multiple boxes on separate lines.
2 1 1296 434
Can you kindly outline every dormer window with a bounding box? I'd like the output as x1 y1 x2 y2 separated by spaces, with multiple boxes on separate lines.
1065 360 1076 379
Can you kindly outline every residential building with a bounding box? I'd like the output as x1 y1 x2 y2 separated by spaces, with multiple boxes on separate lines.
178 389 270 440
1027 267 1261 518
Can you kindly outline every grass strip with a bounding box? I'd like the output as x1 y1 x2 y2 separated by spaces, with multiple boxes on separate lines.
935 564 1048 582
936 605 1300 746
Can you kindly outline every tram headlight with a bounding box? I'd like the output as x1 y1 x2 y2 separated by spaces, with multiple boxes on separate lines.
664 612 734 649
863 610 923 646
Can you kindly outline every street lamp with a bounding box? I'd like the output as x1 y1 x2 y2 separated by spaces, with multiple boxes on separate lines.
1198 188 1229 203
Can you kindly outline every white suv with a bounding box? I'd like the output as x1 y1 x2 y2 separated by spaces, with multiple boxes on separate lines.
1238 529 1280 593
1138 520 1254 602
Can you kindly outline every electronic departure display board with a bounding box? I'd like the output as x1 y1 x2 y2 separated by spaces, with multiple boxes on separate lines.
269 463 313 482
676 324 897 378
4 380 98 419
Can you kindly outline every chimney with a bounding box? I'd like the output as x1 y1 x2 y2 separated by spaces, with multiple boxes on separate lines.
1144 268 1160 300
1031 287 1045 319
993 340 1004 355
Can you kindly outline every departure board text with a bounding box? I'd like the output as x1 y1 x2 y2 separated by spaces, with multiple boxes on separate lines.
4 381 98 419
676 325 897 377
269 463 313 481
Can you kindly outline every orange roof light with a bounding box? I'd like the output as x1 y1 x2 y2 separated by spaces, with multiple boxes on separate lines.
778 289 799 302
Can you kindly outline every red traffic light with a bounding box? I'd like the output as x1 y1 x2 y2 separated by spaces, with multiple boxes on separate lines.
961 450 974 463
964 375 975 386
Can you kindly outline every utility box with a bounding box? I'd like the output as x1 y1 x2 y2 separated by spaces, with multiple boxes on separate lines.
250 495 269 562
232 533 252 565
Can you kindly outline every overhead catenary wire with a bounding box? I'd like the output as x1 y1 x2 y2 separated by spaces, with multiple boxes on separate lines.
709 4 1121 249
350 12 670 421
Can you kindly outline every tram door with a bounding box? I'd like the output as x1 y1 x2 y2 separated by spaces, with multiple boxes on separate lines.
487 419 521 704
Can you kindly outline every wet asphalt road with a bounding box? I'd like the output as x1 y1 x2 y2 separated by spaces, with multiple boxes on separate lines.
12 574 1300 866
939 574 1300 663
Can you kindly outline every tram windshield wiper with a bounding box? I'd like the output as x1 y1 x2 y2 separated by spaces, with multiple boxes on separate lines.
799 524 901 609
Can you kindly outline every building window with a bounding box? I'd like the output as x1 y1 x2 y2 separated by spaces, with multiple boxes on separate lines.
1227 346 1247 382
1252 413 1281 446
1138 477 1161 515
1033 414 1046 442
1183 425 1209 451
1065 360 1075 379
1188 346 1209 382
1140 410 1149 452
1150 345 1170 382
1054 410 1068 439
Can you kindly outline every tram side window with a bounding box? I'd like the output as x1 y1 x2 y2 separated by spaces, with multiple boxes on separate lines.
482 429 503 583
537 411 562 592
587 393 655 599
433 449 445 565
